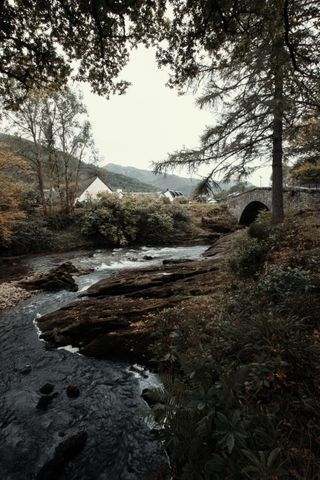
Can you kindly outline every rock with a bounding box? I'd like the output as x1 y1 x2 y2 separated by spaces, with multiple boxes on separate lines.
36 392 58 410
37 257 221 364
39 383 54 395
143 255 154 260
19 262 78 292
162 258 194 265
142 388 160 407
66 385 80 398
80 327 154 365
37 431 88 480
19 365 32 375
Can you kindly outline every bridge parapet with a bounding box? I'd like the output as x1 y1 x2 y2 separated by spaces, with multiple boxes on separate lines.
223 187 319 224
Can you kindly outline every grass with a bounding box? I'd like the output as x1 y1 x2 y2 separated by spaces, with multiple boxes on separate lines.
149 210 320 480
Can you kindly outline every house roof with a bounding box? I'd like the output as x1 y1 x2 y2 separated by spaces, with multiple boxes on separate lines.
78 176 113 196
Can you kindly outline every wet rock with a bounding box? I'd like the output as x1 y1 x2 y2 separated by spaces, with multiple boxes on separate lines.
143 255 154 260
162 258 194 265
142 388 160 407
19 365 32 375
19 262 78 292
37 431 88 480
66 385 80 398
36 392 58 410
80 327 154 365
39 383 55 395
37 258 221 363
130 364 149 378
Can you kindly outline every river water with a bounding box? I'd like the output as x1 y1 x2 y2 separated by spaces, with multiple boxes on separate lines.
0 244 207 480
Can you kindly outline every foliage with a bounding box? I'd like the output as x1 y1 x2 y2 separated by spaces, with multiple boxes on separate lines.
154 0 320 224
0 146 30 240
288 116 320 179
4 87 96 215
289 160 320 187
80 194 192 247
150 212 320 479
0 0 164 107
228 234 268 278
2 217 55 254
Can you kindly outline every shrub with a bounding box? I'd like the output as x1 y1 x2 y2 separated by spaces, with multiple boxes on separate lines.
228 236 268 278
247 212 272 240
79 194 192 247
3 217 55 254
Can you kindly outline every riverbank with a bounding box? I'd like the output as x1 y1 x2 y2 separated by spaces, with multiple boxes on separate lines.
0 201 236 257
146 210 320 479
0 281 33 311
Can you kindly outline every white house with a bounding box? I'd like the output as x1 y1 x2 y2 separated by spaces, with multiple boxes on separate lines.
75 177 113 203
160 189 184 202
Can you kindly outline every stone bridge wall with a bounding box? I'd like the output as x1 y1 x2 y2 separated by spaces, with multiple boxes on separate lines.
225 187 320 224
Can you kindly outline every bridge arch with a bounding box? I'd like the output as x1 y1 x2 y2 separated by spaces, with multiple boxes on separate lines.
239 201 269 226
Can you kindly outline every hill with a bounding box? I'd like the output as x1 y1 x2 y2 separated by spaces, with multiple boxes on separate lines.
0 133 157 193
105 163 201 195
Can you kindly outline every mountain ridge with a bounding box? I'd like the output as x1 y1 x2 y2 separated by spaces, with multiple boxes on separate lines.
105 162 200 195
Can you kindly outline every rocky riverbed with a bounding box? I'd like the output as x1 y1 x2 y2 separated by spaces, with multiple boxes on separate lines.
0 244 210 480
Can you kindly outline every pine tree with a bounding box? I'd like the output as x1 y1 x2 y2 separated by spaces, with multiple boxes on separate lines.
154 0 320 223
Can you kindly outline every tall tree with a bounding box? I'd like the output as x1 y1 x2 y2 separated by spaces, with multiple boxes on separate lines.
154 0 320 223
41 89 96 214
5 88 96 214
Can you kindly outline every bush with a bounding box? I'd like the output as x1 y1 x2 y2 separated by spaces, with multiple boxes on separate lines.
247 216 271 241
79 194 192 247
228 236 268 278
3 217 55 254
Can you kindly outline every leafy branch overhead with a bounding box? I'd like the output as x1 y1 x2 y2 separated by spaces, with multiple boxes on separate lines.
0 0 166 106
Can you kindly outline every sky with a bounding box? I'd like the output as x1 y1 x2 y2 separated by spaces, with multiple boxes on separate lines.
80 47 271 187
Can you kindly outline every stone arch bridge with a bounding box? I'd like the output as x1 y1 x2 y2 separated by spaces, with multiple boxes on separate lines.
224 187 320 225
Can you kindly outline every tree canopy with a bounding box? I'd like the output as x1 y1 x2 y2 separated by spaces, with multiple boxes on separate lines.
154 0 320 223
0 0 164 106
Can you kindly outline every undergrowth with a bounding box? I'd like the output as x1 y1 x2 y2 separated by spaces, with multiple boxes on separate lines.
150 211 320 479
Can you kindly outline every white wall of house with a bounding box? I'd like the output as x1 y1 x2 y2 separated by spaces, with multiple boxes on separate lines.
76 177 113 203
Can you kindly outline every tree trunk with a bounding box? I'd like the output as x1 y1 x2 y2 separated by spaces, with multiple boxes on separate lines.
37 160 47 216
271 38 285 224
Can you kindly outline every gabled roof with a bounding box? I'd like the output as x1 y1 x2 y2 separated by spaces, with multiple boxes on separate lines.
78 176 113 196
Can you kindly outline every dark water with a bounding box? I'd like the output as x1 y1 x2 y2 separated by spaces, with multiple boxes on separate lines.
0 245 207 480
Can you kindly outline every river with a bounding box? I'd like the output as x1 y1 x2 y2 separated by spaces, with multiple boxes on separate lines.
0 244 207 480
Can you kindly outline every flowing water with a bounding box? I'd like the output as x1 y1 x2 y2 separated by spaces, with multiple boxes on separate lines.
0 245 207 480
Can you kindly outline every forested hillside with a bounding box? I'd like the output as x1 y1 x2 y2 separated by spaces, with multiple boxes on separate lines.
0 133 157 193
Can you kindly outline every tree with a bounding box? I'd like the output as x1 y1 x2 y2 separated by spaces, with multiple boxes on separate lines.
0 146 30 240
41 89 96 214
154 0 320 223
5 88 96 215
0 0 164 107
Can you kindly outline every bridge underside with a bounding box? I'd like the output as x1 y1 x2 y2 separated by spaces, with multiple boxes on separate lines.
239 201 269 226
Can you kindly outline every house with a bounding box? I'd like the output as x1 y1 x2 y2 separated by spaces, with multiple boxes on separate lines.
160 189 184 202
75 177 113 203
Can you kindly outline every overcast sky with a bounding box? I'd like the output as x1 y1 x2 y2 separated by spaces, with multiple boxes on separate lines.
80 47 271 187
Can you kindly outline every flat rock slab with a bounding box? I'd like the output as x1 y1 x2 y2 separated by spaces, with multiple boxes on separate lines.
38 257 221 364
